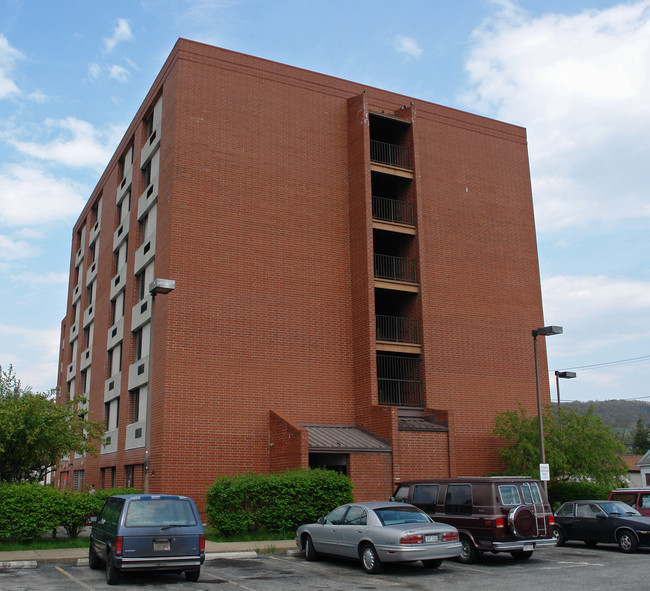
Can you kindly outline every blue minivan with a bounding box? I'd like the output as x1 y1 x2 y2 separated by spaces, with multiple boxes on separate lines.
89 494 205 585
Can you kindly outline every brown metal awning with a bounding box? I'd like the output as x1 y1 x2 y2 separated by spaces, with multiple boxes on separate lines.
299 424 391 454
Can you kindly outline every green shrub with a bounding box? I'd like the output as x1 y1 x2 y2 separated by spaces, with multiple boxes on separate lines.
0 483 63 541
0 484 139 541
548 480 613 510
206 468 354 536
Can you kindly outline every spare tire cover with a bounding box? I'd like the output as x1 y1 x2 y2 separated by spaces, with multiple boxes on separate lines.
508 505 536 538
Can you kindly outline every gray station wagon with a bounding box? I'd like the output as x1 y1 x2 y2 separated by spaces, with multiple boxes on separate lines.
89 494 205 585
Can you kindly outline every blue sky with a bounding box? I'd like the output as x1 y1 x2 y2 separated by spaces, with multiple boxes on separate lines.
1 0 649 403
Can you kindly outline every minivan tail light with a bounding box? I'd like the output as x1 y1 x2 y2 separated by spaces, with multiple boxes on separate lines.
495 517 505 529
199 534 205 554
399 534 423 545
115 536 123 557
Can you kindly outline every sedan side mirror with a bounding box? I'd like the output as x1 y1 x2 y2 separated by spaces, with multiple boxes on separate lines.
596 513 607 519
317 517 326 525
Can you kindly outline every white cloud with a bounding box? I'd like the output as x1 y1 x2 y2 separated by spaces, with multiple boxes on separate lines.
542 274 650 353
0 324 61 392
0 34 23 99
462 0 650 232
104 18 134 52
0 163 87 227
6 117 122 170
88 62 102 80
10 271 69 286
0 234 41 261
393 35 423 58
108 64 131 83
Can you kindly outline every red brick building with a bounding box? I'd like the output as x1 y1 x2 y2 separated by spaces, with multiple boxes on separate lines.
56 38 552 508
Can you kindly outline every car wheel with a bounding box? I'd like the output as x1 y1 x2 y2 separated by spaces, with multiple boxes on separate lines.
617 530 639 553
185 568 201 582
553 526 565 546
105 551 121 586
88 541 102 570
510 550 533 561
421 559 443 569
360 543 383 574
457 535 479 564
304 534 319 561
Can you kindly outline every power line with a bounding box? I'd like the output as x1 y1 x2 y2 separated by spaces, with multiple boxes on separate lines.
557 354 650 372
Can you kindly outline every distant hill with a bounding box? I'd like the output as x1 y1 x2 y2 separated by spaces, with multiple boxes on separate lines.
562 399 650 442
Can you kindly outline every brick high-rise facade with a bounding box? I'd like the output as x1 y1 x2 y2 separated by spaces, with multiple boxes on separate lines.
56 39 551 510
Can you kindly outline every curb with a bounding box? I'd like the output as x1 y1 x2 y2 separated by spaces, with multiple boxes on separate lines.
0 560 38 569
3 549 300 568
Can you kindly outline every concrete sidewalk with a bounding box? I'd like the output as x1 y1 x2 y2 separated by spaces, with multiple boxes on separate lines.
0 539 298 568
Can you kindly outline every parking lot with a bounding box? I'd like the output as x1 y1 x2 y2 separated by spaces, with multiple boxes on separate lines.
1 543 648 591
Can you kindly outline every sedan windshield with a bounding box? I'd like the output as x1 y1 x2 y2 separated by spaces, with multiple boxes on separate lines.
374 506 432 526
598 502 641 517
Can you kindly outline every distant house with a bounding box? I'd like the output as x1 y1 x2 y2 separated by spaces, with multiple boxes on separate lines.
637 451 650 488
620 455 643 487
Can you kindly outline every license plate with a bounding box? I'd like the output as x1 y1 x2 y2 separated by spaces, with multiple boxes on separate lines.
523 544 533 551
425 534 439 543
154 539 171 551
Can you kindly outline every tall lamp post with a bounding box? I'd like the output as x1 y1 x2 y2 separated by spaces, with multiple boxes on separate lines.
532 325 563 491
144 278 175 493
554 370 577 409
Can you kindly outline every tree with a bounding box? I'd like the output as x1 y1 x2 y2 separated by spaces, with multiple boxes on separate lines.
0 365 104 483
492 403 627 489
630 416 650 454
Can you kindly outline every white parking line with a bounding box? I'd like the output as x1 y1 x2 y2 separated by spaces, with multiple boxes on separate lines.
54 566 94 590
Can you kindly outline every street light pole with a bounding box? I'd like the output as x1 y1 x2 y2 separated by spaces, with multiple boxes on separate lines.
532 325 563 493
143 278 175 494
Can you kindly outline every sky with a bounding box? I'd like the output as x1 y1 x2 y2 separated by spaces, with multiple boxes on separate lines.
1 0 649 404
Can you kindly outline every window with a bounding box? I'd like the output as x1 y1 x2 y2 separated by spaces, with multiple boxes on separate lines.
73 469 84 491
81 369 89 394
498 485 521 506
142 161 152 188
392 485 410 503
137 272 145 301
556 503 574 517
412 484 439 513
343 506 367 525
325 505 349 525
125 465 134 488
105 402 111 430
145 111 154 140
520 482 543 504
641 494 650 509
445 484 472 515
126 498 197 527
99 496 122 524
131 389 140 423
134 329 143 361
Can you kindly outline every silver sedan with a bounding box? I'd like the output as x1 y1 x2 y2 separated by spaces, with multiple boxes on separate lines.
295 501 462 573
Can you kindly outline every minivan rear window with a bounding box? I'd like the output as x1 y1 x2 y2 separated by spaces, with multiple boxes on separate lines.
125 498 197 527
498 485 521 505
520 482 543 504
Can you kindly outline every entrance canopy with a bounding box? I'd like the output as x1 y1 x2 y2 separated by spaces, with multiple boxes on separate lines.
299 424 391 454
